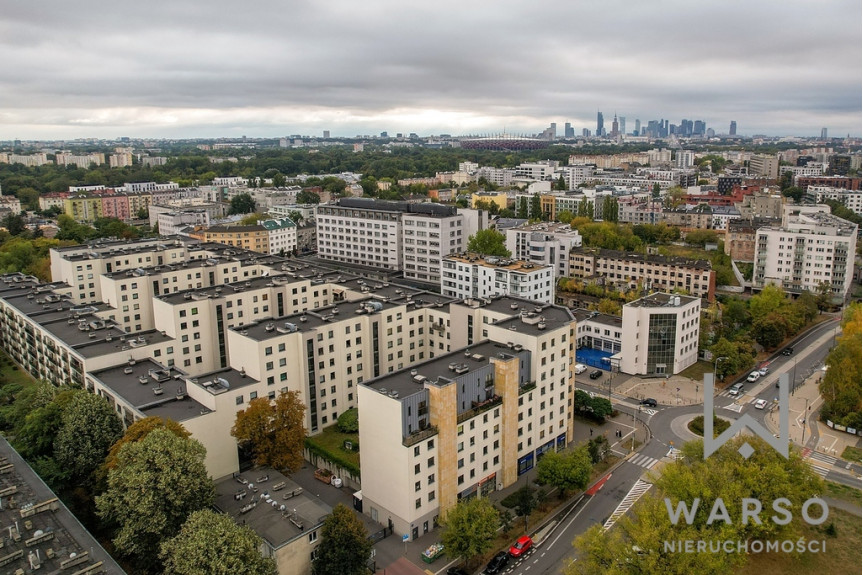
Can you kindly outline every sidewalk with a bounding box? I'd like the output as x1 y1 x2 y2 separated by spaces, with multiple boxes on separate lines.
604 371 703 407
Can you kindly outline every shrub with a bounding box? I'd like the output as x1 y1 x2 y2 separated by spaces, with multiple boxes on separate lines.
688 415 730 438
337 408 358 433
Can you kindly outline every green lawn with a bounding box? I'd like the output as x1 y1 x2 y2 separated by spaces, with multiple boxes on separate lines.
840 446 862 463
824 481 862 504
0 351 37 390
679 361 714 381
305 424 360 470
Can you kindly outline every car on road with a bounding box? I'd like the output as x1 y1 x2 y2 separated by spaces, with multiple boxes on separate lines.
639 398 658 407
781 347 794 356
574 363 587 374
746 371 761 383
589 369 603 380
729 382 745 395
754 399 768 410
484 551 509 574
758 367 770 376
509 535 533 558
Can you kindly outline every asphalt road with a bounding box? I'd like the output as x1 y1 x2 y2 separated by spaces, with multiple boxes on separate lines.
497 318 859 575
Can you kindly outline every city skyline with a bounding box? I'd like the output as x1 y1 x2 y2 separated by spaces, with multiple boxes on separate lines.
1 1 860 140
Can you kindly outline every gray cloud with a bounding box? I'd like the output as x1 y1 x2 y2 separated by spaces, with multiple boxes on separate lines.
1 0 859 138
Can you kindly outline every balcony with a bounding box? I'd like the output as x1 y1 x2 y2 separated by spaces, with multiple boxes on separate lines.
457 395 502 424
403 425 439 447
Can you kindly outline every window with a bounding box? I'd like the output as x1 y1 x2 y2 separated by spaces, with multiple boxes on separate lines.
415 481 421 492
235 395 244 405
416 498 422 509
427 457 435 467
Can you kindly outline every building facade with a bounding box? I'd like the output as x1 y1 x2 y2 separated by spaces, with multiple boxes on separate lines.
505 222 583 278
441 255 555 303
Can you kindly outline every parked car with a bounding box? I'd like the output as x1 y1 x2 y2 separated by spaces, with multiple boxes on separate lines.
509 535 533 558
754 399 768 410
574 363 587 374
781 347 794 356
484 551 510 574
589 369 603 380
758 366 770 376
746 371 761 383
729 382 745 395
639 398 658 407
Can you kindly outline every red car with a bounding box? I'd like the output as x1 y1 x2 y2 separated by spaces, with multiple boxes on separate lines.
509 535 533 558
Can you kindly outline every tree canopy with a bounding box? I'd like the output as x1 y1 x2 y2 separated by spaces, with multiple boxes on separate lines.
53 391 123 483
96 428 215 570
440 497 500 567
161 510 277 575
819 304 862 429
536 446 592 495
312 503 372 575
571 436 824 575
231 390 306 472
228 193 256 214
466 229 511 257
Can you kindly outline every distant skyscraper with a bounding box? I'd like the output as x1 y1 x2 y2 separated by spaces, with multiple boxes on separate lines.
583 128 591 137
550 123 557 139
323 130 330 138
729 121 737 136
611 115 619 137
693 120 706 136
380 131 388 138
596 112 604 137
564 122 574 138
821 127 828 139
619 117 626 136
634 119 641 136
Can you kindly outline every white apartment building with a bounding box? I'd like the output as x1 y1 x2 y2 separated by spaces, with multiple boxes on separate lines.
753 211 858 300
559 165 596 190
402 210 464 284
0 196 22 215
441 254 554 304
55 152 105 168
475 167 515 187
675 150 695 169
506 222 583 277
261 217 298 255
779 164 826 178
157 210 210 235
806 186 862 216
125 181 180 193
0 153 49 166
617 293 700 376
748 155 779 179
316 199 405 271
359 298 575 538
514 162 557 181
109 153 133 168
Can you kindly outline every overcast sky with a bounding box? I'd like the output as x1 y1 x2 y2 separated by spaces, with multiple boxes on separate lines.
1 1 860 140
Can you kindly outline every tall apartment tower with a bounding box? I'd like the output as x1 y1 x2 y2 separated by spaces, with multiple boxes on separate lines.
729 121 737 136
596 112 604 137
634 119 641 136
611 115 619 137
564 122 574 138
820 127 828 139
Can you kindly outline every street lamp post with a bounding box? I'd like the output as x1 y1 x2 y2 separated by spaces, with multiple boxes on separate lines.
714 356 728 382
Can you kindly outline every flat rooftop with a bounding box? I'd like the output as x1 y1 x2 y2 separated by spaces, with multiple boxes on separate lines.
214 468 330 550
456 296 575 335
0 437 126 574
365 339 526 398
573 309 623 329
89 358 208 422
445 253 552 272
625 292 699 308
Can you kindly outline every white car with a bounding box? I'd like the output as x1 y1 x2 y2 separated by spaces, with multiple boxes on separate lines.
574 364 587 374
758 367 770 376
746 371 761 383
754 399 768 410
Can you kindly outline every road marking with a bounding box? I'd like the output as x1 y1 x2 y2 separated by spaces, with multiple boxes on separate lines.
629 454 658 469
723 403 744 413
603 480 653 531
546 496 592 550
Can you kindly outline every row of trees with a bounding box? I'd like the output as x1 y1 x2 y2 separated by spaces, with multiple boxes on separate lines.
819 304 862 429
572 436 825 575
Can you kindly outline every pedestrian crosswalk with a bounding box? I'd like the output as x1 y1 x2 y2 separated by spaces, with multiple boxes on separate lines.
603 479 652 531
807 462 830 478
629 453 659 469
808 451 838 466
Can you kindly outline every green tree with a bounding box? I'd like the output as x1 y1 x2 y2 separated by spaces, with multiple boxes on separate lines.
516 196 529 219
536 446 592 495
819 304 862 428
229 193 256 214
440 497 500 567
271 172 287 188
815 280 833 312
748 284 786 322
555 175 567 190
2 213 27 236
53 391 123 484
8 382 76 461
597 298 621 315
587 435 610 463
556 210 574 225
601 195 619 222
781 186 804 203
337 408 358 433
313 504 372 575
750 312 788 349
466 229 511 257
529 193 542 220
684 229 718 247
589 396 613 420
96 429 215 570
161 510 277 575
297 190 321 204
231 391 306 473
102 416 190 474
512 485 537 530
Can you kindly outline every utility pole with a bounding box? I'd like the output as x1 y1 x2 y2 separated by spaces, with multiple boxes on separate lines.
802 398 809 443
631 406 638 452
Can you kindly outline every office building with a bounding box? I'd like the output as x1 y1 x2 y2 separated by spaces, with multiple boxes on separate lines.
748 155 780 179
618 293 700 376
729 121 737 136
596 112 604 137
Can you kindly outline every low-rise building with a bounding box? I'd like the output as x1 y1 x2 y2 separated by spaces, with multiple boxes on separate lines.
262 217 298 255
203 224 270 253
505 222 582 278
569 247 715 301
441 254 555 303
